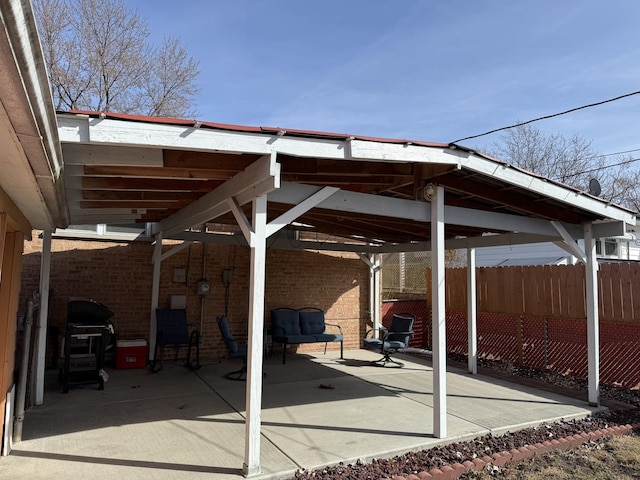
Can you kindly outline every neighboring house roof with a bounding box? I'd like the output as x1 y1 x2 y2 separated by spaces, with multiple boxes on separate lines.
57 110 635 252
0 0 68 231
479 256 571 267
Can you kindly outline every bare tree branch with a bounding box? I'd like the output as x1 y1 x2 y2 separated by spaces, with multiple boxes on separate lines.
34 0 200 116
483 124 640 211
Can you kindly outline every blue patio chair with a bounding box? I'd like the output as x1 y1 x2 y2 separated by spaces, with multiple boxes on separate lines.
151 308 200 372
217 315 248 380
363 313 415 367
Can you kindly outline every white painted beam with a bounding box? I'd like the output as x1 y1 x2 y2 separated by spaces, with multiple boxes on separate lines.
265 187 338 238
62 144 163 166
270 182 431 223
57 114 90 143
444 233 560 252
159 241 193 262
432 185 447 438
551 221 586 263
584 223 600 406
591 220 627 238
167 230 563 255
357 252 375 269
228 196 255 246
467 248 477 375
58 115 348 159
158 152 280 235
271 183 627 240
350 140 461 164
69 215 143 225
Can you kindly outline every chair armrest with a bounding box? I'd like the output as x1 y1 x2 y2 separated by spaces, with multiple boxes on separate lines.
323 322 343 335
364 326 387 339
381 330 413 341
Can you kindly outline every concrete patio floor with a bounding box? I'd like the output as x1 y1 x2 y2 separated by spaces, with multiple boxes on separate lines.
0 349 604 480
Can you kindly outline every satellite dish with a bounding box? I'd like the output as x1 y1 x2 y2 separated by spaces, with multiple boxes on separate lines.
588 178 601 196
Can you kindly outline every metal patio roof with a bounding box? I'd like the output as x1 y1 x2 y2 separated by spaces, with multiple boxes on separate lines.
57 110 635 252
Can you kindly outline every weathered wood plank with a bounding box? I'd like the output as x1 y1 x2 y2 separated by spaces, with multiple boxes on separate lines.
620 262 633 323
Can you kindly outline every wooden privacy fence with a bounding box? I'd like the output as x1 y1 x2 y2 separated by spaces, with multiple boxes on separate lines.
427 263 640 325
379 263 640 388
384 299 640 389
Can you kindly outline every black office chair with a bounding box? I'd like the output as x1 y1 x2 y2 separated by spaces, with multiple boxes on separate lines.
151 309 200 372
363 313 415 367
217 315 248 380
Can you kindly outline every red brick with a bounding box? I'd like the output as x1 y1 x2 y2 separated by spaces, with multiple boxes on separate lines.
492 451 511 467
461 460 475 471
21 232 369 363
439 465 456 480
427 468 444 479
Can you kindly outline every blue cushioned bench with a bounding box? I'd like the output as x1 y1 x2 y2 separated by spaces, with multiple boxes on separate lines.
270 307 344 364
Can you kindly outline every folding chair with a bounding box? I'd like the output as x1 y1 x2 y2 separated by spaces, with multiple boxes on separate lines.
151 308 200 372
217 315 248 380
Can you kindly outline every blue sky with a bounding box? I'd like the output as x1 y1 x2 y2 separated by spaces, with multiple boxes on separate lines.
132 0 640 157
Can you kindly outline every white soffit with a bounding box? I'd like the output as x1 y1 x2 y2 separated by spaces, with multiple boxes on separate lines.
461 152 635 225
0 0 68 229
57 113 636 229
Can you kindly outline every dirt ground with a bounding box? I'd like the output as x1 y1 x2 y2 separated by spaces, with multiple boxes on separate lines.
461 432 640 479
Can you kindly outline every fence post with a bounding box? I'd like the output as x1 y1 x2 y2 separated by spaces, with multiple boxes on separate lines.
516 315 524 366
543 317 548 369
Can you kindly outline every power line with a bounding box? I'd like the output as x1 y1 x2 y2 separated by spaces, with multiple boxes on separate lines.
583 147 640 161
450 89 640 145
564 156 640 179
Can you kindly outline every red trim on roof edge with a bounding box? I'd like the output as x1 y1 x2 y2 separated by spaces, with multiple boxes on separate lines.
64 110 449 149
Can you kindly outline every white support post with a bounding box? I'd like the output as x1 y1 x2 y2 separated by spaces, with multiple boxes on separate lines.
432 185 447 438
243 195 268 477
369 256 375 335
467 248 477 375
584 223 600 406
34 230 52 405
373 254 382 339
148 234 163 361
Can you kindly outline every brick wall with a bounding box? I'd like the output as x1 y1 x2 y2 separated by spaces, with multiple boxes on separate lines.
21 233 369 365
